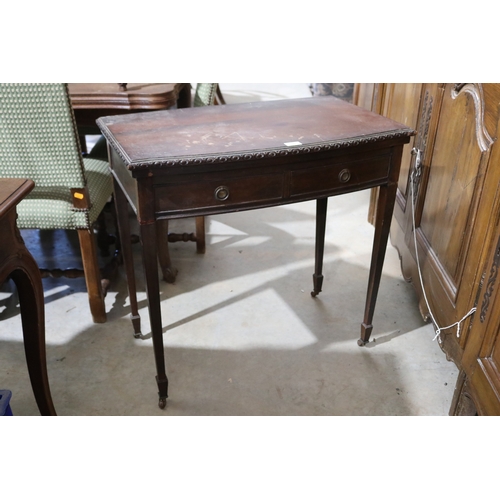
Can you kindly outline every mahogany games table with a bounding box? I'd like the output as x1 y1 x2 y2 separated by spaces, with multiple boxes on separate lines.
97 96 414 409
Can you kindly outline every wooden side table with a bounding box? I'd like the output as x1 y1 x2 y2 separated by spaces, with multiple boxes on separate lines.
0 178 56 416
98 96 414 408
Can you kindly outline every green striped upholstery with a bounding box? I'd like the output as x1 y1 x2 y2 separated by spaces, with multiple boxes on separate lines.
0 83 112 230
193 83 218 107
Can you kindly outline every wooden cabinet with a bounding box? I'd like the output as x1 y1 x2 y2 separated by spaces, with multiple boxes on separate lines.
354 83 500 415
454 225 500 415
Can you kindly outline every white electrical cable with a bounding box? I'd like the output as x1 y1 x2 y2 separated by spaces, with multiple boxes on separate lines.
410 149 476 342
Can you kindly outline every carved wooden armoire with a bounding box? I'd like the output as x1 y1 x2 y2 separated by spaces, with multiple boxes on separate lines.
354 83 500 415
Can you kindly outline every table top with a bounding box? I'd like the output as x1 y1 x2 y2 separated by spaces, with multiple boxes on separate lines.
0 178 34 219
69 83 187 110
97 96 414 170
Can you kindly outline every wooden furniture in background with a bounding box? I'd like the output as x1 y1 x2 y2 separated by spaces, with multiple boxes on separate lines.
455 219 500 415
68 83 191 149
0 83 114 324
69 83 223 283
354 83 500 415
97 96 413 408
0 178 56 416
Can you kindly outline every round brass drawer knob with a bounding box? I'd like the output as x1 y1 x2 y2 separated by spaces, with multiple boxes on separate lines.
338 169 351 183
214 185 230 201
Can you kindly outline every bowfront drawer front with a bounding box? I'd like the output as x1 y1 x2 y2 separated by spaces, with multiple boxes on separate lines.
155 171 284 217
154 151 393 218
290 153 391 198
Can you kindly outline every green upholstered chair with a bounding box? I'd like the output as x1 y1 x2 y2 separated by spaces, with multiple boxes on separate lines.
194 82 219 107
157 83 222 283
0 83 113 323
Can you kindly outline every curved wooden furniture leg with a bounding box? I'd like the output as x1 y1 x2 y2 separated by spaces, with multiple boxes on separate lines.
10 259 57 416
78 227 106 323
0 179 56 416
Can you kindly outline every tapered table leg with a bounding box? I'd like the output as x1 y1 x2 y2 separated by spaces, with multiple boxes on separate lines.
140 222 169 408
359 182 397 346
311 197 328 297
112 177 141 337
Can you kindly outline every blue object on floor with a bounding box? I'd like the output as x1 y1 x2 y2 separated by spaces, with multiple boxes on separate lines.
0 390 13 416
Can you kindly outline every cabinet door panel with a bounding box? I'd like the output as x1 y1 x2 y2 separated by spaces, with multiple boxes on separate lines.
371 83 500 414
464 232 500 415
419 84 492 300
389 84 500 370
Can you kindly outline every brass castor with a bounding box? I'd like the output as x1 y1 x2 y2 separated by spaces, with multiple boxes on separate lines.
311 290 319 297
158 397 167 409
357 338 368 347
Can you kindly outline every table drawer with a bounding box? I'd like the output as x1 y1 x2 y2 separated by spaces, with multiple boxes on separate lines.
289 154 390 197
155 172 284 215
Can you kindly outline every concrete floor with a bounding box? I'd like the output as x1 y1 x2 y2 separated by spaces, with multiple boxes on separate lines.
0 84 459 416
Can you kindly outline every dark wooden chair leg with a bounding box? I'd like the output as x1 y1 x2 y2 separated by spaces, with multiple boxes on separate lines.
195 216 206 254
311 197 328 297
77 227 106 323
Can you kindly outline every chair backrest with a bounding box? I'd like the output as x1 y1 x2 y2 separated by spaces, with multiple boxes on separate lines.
193 83 218 107
0 83 86 189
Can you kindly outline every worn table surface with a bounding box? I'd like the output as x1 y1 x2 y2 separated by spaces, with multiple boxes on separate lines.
98 96 412 168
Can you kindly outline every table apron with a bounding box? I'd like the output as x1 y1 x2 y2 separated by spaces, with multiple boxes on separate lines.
152 151 392 219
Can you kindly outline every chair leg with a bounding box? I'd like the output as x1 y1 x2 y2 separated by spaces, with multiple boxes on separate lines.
195 216 206 254
77 227 106 323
